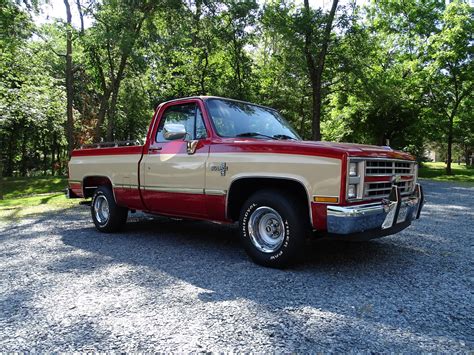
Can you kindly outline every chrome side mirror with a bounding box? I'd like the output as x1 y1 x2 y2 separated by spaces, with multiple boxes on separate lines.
163 123 186 140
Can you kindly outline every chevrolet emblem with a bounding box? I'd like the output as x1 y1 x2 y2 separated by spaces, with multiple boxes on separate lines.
211 162 228 176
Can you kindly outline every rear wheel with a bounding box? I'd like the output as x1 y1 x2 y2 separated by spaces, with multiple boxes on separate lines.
91 186 128 232
239 189 310 268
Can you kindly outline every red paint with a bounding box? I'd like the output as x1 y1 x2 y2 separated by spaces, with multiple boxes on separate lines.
340 154 348 205
311 203 327 230
114 187 144 210
205 195 228 222
72 145 144 157
142 190 208 218
364 176 391 182
69 182 83 197
209 138 346 160
145 98 213 152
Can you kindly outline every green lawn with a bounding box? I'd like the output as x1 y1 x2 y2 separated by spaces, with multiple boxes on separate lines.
0 176 67 199
419 162 474 184
0 176 76 223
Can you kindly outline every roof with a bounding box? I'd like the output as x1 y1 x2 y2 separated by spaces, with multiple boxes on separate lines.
158 96 277 112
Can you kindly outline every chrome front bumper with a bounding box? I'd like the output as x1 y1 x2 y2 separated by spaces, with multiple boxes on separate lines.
326 184 424 236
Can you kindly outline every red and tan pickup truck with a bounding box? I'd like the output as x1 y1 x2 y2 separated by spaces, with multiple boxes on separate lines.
68 96 424 267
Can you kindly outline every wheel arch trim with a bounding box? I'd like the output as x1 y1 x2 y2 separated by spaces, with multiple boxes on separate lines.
225 175 313 226
82 175 116 201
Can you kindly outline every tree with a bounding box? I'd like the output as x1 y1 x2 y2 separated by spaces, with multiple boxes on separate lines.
64 0 75 155
86 0 174 141
302 0 338 141
426 1 473 174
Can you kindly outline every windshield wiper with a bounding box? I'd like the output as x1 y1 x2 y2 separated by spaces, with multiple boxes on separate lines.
273 134 298 140
236 132 277 140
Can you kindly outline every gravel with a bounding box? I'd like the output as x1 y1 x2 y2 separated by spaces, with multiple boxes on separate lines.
0 180 473 352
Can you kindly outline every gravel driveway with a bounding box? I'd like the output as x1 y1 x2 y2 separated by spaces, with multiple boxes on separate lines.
1 180 473 352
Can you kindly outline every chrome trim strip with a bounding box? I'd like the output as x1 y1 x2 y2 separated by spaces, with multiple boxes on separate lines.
351 157 416 163
142 186 204 194
365 173 415 177
205 189 227 196
114 183 139 188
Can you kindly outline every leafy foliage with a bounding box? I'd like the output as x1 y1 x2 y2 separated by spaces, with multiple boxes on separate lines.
0 0 472 177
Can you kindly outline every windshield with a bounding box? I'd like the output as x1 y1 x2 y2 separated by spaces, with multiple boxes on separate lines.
206 99 301 140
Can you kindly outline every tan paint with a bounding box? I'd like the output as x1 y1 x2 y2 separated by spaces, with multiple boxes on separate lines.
206 153 341 199
69 151 342 211
140 151 208 192
69 154 141 189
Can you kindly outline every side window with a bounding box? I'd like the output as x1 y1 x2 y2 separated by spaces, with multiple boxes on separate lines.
156 103 208 142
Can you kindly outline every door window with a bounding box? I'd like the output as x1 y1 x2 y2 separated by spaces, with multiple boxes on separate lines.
156 103 207 142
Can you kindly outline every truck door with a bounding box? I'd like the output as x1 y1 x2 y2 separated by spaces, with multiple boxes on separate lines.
141 100 210 218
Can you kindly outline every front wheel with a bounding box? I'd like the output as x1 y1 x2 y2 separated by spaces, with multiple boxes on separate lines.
239 189 310 268
91 186 128 232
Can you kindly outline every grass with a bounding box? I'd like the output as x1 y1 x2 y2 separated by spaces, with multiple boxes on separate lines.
0 193 79 222
0 176 67 199
418 162 474 184
0 176 77 223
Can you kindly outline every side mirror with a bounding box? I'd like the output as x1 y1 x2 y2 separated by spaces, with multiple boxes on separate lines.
163 123 186 140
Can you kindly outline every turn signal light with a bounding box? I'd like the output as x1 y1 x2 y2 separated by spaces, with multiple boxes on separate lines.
314 196 339 203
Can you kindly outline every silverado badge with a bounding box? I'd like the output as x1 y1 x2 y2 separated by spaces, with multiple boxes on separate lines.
210 162 228 176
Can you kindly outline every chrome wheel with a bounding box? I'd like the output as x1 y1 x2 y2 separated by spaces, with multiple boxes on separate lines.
248 206 285 253
94 195 110 225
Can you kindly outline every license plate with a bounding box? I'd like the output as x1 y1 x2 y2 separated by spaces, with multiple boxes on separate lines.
397 206 408 223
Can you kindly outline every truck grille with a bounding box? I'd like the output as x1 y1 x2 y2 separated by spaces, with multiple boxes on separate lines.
363 160 416 199
366 161 413 176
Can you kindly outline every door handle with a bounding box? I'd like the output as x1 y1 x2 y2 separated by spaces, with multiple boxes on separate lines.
149 147 162 153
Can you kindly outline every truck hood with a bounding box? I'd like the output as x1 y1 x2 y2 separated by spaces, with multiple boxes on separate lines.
297 141 415 160
220 138 415 161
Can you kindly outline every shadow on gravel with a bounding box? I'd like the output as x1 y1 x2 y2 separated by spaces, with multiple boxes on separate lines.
4 180 467 351
57 209 472 350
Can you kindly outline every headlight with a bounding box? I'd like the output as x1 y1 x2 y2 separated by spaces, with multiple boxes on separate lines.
347 184 357 199
349 162 358 176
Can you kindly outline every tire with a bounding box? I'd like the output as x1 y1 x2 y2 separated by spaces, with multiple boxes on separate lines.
239 189 310 268
91 186 128 233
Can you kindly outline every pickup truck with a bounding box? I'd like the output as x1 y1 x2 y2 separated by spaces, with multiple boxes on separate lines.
68 96 424 267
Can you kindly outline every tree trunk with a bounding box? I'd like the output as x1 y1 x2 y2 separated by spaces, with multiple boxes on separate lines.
5 124 16 176
51 133 56 176
465 147 471 167
106 83 120 141
42 137 48 175
446 97 461 175
312 77 322 141
446 114 454 175
106 53 128 141
94 88 111 141
299 95 306 138
20 127 27 176
75 0 84 34
92 12 148 142
64 0 75 156
303 0 338 141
